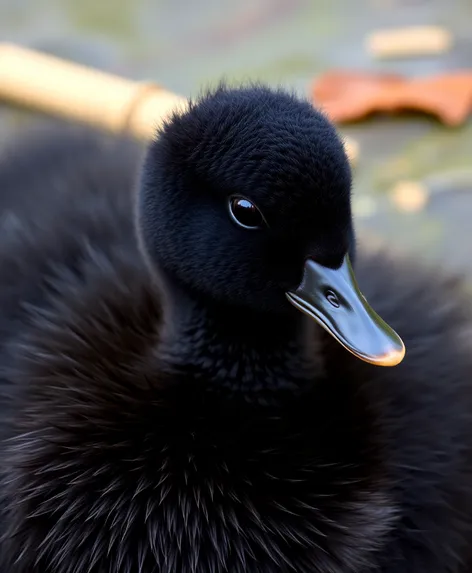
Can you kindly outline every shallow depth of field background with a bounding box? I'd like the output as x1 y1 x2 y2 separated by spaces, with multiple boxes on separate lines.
1 0 472 282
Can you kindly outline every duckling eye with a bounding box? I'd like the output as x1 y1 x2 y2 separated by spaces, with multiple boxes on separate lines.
228 196 264 230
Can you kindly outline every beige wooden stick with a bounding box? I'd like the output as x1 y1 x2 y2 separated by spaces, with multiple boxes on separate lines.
0 43 359 163
0 43 188 140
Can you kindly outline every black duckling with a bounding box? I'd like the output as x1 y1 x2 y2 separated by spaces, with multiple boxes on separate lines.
1 85 472 573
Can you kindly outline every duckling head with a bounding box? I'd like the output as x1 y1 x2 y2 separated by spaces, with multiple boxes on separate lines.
138 84 404 367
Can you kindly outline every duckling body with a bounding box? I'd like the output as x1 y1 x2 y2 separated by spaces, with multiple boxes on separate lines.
1 87 472 573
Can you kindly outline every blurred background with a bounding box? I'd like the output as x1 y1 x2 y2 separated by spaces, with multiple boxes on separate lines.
1 0 472 281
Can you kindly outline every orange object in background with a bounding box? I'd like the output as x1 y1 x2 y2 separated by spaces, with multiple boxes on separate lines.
312 70 472 126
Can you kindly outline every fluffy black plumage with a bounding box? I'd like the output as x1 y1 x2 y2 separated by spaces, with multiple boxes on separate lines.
0 85 472 573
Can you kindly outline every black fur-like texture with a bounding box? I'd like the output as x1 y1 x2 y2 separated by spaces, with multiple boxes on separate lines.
0 86 472 573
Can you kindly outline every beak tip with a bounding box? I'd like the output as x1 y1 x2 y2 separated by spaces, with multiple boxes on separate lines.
368 341 406 367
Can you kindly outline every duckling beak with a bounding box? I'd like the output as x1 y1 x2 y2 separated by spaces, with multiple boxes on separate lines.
286 255 405 367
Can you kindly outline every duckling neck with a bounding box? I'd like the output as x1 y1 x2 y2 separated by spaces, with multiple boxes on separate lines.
156 278 324 398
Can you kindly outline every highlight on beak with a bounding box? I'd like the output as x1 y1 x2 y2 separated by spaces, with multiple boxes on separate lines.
286 255 405 367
